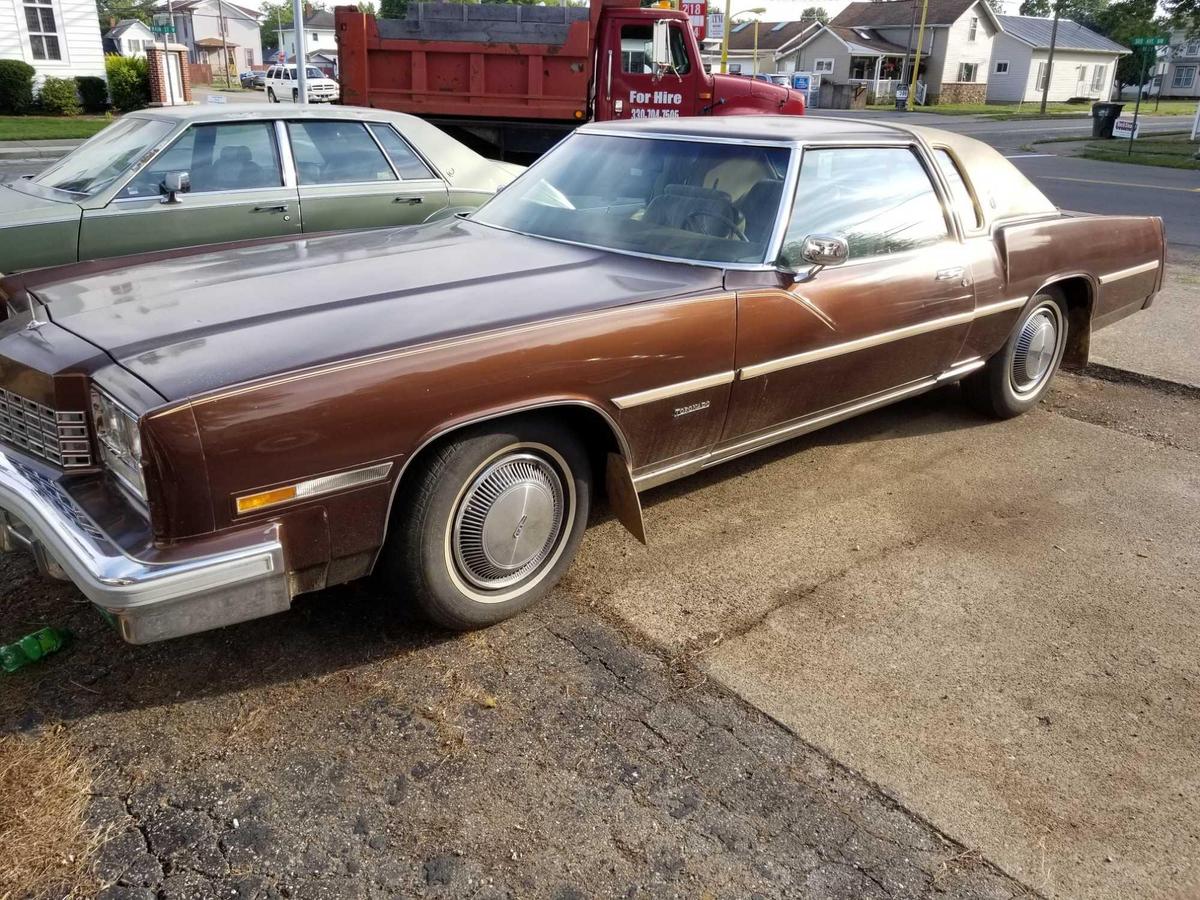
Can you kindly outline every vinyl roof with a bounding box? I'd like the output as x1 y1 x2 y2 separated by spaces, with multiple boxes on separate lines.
580 115 917 144
997 15 1129 54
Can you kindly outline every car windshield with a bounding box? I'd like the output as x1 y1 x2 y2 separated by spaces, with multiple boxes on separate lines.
32 116 175 197
471 133 791 266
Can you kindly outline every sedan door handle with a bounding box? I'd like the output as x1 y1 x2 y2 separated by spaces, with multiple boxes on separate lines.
935 266 965 282
394 196 423 205
253 203 289 213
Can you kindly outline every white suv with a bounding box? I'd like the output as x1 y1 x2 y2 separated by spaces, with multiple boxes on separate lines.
264 64 340 104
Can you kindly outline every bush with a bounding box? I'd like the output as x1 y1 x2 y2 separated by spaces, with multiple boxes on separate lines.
38 76 81 116
105 54 149 112
0 58 36 114
75 75 108 113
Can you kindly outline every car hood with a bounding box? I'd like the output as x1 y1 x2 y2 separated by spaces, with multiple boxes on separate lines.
0 181 81 228
28 220 723 401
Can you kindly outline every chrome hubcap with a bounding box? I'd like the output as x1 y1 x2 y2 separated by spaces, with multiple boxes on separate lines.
1011 306 1060 394
452 453 566 590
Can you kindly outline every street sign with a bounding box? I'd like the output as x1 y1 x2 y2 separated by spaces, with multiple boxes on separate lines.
1130 36 1168 46
1113 117 1139 139
707 11 724 42
206 94 227 104
681 0 706 42
150 24 175 34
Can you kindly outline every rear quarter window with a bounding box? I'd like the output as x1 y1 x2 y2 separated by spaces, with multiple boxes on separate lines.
934 148 983 230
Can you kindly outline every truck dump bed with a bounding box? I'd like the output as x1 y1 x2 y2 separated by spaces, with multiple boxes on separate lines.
336 2 603 123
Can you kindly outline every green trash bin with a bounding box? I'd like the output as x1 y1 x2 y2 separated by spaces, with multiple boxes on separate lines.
1091 102 1125 139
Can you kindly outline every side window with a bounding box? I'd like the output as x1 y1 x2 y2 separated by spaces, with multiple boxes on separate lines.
287 120 397 184
934 148 982 230
783 147 948 259
620 24 690 74
119 122 282 197
282 67 291 81
368 124 435 180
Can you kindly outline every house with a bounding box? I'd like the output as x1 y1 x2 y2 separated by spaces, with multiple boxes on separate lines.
156 0 262 72
784 0 1001 104
1154 30 1200 98
702 18 819 75
0 0 106 85
272 9 337 71
102 18 154 56
988 15 1127 103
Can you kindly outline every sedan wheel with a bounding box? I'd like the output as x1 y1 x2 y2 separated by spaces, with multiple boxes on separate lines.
381 417 591 629
962 289 1068 419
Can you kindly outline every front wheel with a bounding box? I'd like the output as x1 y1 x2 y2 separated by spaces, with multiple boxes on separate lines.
267 87 277 102
380 418 591 630
292 88 299 103
962 289 1068 419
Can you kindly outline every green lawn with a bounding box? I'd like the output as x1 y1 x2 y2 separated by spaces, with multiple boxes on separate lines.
0 116 112 141
867 99 1198 119
1080 136 1200 170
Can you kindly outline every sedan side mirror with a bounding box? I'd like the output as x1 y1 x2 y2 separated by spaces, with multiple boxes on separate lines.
159 171 190 205
778 234 849 279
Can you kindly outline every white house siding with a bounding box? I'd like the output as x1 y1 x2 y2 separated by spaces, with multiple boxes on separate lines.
0 0 106 83
1157 33 1200 98
189 0 261 68
115 21 154 57
1013 49 1118 102
985 32 1033 102
277 25 337 60
936 2 995 92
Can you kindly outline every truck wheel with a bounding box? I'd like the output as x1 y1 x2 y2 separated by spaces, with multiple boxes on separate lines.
962 289 1068 419
267 88 277 102
381 417 591 630
292 88 299 103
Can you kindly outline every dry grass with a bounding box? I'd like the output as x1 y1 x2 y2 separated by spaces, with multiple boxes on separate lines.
0 729 101 900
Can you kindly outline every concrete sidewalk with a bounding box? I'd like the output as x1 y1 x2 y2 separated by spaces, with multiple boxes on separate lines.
0 138 84 161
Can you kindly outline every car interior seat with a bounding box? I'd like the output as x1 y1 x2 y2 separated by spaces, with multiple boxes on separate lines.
736 179 784 245
643 184 740 239
214 145 264 190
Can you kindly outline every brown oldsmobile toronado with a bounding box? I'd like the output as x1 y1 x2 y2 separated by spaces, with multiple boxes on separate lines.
0 117 1164 643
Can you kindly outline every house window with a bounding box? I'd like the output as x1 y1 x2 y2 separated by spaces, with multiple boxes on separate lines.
311 32 319 42
24 0 61 61
813 58 834 73
957 62 978 82
1173 65 1196 88
1036 61 1048 90
1091 64 1105 91
1184 41 1200 57
994 60 1009 74
967 16 978 41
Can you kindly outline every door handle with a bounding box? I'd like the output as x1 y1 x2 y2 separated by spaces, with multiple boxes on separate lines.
253 203 289 213
935 266 965 281
393 196 423 205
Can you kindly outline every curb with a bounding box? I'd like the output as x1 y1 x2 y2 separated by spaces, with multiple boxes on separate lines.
0 147 74 161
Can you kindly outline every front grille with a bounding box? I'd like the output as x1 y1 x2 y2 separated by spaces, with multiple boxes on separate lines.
0 390 92 469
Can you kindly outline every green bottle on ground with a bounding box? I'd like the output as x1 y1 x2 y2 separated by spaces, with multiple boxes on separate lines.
0 627 70 673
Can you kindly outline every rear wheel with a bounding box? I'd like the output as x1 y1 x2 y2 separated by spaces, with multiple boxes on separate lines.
962 289 1068 419
381 418 591 630
292 88 299 103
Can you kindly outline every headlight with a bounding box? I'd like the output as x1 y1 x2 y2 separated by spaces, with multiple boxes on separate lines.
90 388 146 501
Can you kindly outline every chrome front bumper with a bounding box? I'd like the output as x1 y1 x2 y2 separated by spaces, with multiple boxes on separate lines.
0 450 291 644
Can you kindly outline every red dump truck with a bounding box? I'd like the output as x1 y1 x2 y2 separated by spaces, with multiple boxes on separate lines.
335 0 805 158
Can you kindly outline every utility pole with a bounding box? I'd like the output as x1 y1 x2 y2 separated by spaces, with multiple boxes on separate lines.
719 0 732 73
1039 0 1061 115
216 0 231 88
906 0 928 110
291 0 307 103
752 18 759 76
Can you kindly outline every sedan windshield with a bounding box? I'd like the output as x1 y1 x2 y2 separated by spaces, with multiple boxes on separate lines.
471 134 791 266
32 116 175 197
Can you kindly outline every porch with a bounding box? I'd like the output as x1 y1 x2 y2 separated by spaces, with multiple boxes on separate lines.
847 53 927 104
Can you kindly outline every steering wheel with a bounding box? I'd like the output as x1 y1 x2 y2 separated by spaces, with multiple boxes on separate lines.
682 210 748 242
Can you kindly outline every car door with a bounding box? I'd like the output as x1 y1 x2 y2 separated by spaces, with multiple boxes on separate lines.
599 17 702 120
722 144 976 441
286 119 448 233
79 120 300 261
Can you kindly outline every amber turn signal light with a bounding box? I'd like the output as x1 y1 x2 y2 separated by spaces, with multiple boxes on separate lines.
236 485 297 514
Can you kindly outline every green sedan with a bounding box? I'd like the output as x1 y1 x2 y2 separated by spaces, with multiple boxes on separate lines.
0 105 523 273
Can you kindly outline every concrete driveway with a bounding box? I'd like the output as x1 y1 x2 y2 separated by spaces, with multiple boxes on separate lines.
576 372 1200 899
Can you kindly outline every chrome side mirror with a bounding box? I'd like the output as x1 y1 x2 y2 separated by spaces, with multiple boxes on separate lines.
159 171 190 205
650 20 671 72
779 234 849 280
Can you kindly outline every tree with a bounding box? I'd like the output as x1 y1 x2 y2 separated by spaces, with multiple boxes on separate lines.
1163 0 1199 36
1019 0 1052 14
1091 0 1163 89
800 5 829 23
379 0 407 18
